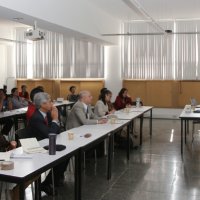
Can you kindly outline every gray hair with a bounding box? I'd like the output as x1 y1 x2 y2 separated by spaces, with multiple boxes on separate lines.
34 92 50 109
79 91 90 100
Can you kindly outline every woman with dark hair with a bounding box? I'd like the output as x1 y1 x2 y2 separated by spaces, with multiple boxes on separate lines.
19 85 29 100
114 88 132 110
67 86 79 102
94 90 115 117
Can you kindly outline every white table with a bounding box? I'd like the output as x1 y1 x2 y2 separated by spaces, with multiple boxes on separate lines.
115 106 153 145
53 100 74 108
0 119 130 200
0 105 152 200
0 101 74 131
179 106 200 154
0 145 80 200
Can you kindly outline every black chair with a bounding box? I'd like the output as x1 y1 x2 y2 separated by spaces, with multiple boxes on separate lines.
15 128 37 198
192 120 200 142
16 128 29 139
15 128 56 197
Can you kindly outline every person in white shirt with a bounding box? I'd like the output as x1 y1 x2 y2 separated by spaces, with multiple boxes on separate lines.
94 89 115 117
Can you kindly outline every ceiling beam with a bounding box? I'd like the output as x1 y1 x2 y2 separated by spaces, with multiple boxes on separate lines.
121 0 165 33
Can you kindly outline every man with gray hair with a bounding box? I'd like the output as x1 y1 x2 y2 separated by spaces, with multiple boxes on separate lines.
27 92 68 196
28 92 60 140
66 90 107 130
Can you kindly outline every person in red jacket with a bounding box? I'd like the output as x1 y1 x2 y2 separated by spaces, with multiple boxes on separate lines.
19 85 29 100
114 88 132 110
26 87 44 122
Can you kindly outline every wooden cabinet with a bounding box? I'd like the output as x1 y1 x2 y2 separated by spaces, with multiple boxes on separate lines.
17 79 104 105
123 80 199 108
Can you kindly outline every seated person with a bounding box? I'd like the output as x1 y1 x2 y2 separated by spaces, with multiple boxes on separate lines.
66 90 107 130
114 88 132 110
67 86 79 102
94 90 115 117
11 88 28 109
0 134 16 152
27 92 68 194
98 87 107 99
19 85 29 100
36 85 44 91
0 89 14 136
26 87 44 122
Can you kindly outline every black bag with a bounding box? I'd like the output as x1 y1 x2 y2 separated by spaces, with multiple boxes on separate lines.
115 130 134 149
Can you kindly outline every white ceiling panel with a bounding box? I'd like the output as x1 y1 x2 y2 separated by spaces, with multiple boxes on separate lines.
139 0 200 20
87 0 143 20
89 0 200 21
88 0 200 34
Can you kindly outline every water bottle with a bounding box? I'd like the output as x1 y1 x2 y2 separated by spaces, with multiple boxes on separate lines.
49 133 56 155
136 97 140 108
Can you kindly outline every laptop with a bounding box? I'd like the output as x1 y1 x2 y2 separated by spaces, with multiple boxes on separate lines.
190 98 197 106
57 97 64 102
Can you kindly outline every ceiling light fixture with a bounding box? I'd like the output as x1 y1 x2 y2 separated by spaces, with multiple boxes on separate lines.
102 31 200 36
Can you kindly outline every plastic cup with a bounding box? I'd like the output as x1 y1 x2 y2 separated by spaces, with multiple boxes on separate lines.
68 132 74 140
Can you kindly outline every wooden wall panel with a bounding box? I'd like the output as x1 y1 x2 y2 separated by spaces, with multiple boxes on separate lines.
17 79 56 100
123 80 146 104
53 80 61 100
146 81 176 107
35 79 54 97
80 81 104 105
60 81 81 100
123 80 180 108
17 80 36 96
170 81 180 107
178 81 200 107
17 79 104 105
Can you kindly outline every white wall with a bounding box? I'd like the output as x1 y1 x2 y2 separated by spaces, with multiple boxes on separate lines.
0 43 15 91
0 0 120 44
0 0 122 93
0 26 16 91
0 45 7 87
104 45 122 100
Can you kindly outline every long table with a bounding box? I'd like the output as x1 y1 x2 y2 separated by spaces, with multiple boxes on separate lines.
0 100 74 130
115 106 153 146
0 105 153 200
0 146 80 200
179 106 200 154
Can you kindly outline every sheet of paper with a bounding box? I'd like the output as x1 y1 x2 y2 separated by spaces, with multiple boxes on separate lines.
0 152 11 161
19 138 47 154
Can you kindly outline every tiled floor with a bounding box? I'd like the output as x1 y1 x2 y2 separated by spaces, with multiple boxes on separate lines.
4 118 200 200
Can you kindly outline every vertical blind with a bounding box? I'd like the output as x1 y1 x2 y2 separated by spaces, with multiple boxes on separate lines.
16 28 27 78
122 21 200 80
16 29 104 79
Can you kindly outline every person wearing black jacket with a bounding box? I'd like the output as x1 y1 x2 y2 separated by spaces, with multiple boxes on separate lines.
27 92 68 196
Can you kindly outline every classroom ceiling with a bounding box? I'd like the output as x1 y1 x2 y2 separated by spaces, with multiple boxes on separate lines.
1 0 200 39
89 0 200 21
89 0 200 34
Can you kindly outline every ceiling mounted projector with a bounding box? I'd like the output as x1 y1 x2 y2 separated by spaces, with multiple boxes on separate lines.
24 21 45 41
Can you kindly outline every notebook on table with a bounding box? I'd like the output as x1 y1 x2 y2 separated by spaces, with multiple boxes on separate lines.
19 138 47 154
